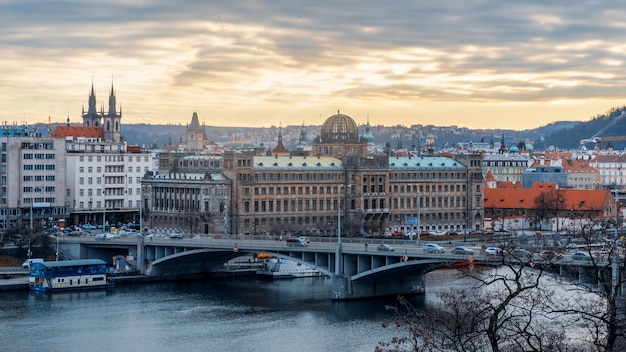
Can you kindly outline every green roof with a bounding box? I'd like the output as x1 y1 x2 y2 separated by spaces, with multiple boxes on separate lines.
254 156 343 170
388 156 467 170
42 259 106 268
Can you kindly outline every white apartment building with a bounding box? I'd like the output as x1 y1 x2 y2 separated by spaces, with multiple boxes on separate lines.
50 82 154 228
590 153 626 190
0 125 68 231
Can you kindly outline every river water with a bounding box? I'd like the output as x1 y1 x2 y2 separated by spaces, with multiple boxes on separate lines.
0 272 468 352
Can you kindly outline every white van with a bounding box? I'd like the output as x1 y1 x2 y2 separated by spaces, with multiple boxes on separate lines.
22 258 44 269
286 237 308 247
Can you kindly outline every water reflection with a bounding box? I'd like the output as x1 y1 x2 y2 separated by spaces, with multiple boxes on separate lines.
0 270 470 352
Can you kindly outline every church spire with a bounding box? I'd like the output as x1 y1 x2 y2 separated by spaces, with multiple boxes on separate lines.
272 122 289 155
108 81 117 116
87 82 97 116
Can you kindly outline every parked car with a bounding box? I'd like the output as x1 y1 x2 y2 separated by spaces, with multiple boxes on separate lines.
377 243 395 252
571 251 592 261
540 250 564 260
509 248 532 260
451 246 474 255
81 224 97 230
22 258 44 269
424 243 445 254
484 247 501 256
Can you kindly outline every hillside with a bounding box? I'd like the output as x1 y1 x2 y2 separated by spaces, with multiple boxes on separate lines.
544 106 626 150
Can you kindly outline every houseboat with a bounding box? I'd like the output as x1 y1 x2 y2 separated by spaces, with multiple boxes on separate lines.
29 259 114 292
257 258 325 279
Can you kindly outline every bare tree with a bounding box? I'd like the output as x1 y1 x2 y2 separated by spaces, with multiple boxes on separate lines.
378 260 580 352
551 215 626 352
532 188 566 232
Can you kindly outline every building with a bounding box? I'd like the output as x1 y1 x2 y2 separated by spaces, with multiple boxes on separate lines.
50 82 153 228
484 181 617 233
482 152 530 183
218 113 484 236
0 124 68 231
590 154 626 190
186 111 206 152
521 166 568 189
142 154 229 234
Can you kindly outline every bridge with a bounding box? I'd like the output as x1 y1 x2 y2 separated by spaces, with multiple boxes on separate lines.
55 236 612 300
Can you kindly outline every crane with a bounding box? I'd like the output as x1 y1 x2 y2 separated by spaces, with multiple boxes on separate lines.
580 110 626 150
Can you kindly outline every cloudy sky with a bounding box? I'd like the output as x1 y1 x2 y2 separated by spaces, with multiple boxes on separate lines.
2 1 626 130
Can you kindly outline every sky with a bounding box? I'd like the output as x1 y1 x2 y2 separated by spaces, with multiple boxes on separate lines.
2 1 626 130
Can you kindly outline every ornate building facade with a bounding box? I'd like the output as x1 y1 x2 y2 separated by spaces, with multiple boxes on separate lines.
143 112 484 236
219 113 484 236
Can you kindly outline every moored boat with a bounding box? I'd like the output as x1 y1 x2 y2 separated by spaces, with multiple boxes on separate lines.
29 259 114 292
257 258 325 279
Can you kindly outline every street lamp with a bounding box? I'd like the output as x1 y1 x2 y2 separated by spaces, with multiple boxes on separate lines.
337 186 342 244
335 184 345 275
88 197 93 225
102 175 106 231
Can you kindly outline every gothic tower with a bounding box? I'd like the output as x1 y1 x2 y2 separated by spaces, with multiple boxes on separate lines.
102 82 122 143
82 82 100 127
186 111 205 151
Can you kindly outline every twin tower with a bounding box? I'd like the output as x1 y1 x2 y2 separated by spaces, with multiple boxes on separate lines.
81 82 122 143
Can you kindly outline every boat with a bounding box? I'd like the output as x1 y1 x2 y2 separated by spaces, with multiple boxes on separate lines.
28 259 114 292
257 258 325 279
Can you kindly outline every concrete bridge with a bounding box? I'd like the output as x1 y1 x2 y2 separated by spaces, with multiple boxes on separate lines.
56 235 618 300
57 236 488 300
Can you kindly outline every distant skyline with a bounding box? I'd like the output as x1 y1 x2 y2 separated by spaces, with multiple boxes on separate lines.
2 1 626 130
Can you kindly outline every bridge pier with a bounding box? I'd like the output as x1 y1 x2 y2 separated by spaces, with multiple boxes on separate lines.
578 266 594 286
332 272 426 301
332 274 351 300
136 236 145 274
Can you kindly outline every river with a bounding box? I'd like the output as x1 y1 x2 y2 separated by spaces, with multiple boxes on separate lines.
0 272 471 352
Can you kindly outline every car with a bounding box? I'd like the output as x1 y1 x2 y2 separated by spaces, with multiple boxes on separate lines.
424 243 445 254
377 243 395 252
509 248 532 260
540 250 564 260
451 246 474 255
81 224 97 230
22 258 44 269
287 237 309 247
169 233 184 239
571 251 592 261
484 247 501 256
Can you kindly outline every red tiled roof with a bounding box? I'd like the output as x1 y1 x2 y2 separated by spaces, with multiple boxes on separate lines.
593 154 626 163
50 125 102 139
484 184 613 211
484 170 496 182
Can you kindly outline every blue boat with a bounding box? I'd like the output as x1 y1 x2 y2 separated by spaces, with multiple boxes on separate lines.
29 259 114 292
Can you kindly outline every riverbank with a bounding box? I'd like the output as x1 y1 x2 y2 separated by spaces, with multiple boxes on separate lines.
0 267 259 292
0 276 28 291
